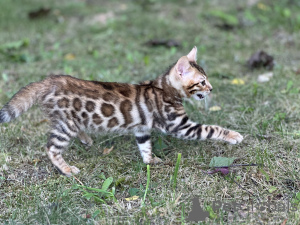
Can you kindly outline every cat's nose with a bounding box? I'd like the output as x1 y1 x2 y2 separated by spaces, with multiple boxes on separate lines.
210 88 213 92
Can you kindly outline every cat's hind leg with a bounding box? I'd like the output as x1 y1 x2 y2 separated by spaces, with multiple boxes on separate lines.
135 131 162 164
78 131 93 147
46 124 80 177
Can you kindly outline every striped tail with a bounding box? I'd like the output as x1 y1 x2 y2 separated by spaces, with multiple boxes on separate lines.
0 81 45 123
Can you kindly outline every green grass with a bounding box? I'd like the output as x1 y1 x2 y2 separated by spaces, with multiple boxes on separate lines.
1 0 300 224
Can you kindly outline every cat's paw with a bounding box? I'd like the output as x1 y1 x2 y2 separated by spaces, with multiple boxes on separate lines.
224 130 243 144
144 157 163 164
61 166 80 177
150 157 163 164
70 166 81 174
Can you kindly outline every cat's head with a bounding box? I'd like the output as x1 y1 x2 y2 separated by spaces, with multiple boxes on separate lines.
170 46 212 100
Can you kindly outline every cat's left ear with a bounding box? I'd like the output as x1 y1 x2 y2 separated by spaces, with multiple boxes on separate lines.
187 46 197 63
175 56 191 77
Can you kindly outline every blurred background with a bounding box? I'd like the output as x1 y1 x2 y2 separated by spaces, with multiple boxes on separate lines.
1 0 299 85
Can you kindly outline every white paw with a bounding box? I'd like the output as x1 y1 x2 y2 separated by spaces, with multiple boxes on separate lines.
70 166 80 174
143 156 163 164
224 130 243 144
151 157 163 164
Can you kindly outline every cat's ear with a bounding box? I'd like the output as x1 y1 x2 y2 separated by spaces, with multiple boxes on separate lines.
175 56 191 77
187 46 197 62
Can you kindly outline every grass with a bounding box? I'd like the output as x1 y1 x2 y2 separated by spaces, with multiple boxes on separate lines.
0 0 300 224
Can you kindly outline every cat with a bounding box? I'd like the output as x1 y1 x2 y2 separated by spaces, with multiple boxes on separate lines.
0 47 243 177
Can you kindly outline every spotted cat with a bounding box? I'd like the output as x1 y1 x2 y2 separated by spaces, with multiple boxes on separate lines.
0 47 243 176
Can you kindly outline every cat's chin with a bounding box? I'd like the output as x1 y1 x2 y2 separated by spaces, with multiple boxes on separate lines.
197 94 204 99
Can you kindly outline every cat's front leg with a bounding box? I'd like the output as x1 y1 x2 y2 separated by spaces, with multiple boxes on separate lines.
135 131 162 164
169 117 243 144
202 125 243 144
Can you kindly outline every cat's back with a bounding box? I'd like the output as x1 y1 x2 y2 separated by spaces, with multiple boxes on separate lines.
43 75 136 101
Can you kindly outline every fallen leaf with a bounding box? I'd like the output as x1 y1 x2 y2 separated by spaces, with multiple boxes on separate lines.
64 53 75 60
281 219 287 225
231 79 245 85
207 167 230 175
257 72 273 83
209 106 221 111
32 159 41 164
28 8 51 19
295 68 300 75
209 156 235 168
247 50 274 70
103 146 114 155
268 186 277 193
208 10 239 30
145 39 181 48
125 195 139 201
257 3 270 11
1 39 29 51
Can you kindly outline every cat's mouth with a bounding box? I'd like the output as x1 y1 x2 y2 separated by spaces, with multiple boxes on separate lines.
197 94 204 99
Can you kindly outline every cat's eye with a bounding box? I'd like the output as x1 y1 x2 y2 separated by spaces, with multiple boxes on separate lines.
190 90 197 94
201 80 206 86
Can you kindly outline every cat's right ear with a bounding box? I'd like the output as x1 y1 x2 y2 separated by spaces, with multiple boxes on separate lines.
175 56 191 77
187 46 197 62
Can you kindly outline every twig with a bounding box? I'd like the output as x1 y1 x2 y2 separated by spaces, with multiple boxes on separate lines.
72 175 84 186
214 163 262 168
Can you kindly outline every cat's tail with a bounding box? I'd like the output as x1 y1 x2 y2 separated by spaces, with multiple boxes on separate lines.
0 81 46 123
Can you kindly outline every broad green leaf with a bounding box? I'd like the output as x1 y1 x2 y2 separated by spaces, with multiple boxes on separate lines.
209 157 235 168
208 10 238 26
0 39 29 50
282 8 291 18
2 73 8 82
83 193 94 200
129 188 140 197
268 186 277 193
102 177 113 191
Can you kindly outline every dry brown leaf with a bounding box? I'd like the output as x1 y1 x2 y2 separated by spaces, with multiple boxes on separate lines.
247 50 274 70
64 53 75 60
103 146 114 155
32 159 41 164
125 196 139 201
28 8 51 19
281 219 287 225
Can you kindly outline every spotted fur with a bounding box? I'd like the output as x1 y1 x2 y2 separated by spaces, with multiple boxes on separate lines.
0 47 243 176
